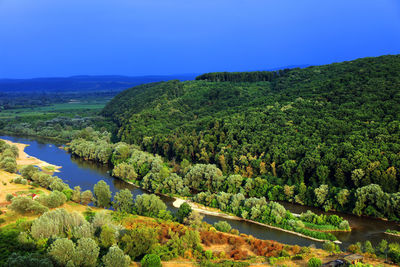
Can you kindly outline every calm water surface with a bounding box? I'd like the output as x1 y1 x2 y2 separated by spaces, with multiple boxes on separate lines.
2 135 399 248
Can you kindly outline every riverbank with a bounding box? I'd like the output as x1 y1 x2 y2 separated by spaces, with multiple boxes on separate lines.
2 139 61 172
173 198 342 244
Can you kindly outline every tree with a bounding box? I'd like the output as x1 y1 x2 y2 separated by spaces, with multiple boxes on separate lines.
176 202 192 223
336 189 349 207
363 240 375 254
100 224 117 248
141 254 161 267
183 210 204 228
81 190 93 205
134 194 166 217
102 245 131 267
119 227 158 260
21 165 39 180
71 186 82 203
73 238 100 267
37 190 67 208
314 184 329 206
184 164 223 192
113 189 133 213
94 180 111 208
214 221 231 233
5 252 53 267
48 238 75 266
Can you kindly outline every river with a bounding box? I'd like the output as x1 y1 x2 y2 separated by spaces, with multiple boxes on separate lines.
2 135 400 249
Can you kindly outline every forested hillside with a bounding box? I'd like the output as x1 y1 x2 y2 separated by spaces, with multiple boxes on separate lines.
103 55 400 213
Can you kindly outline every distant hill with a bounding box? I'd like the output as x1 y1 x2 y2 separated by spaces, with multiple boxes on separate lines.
102 55 400 197
0 74 197 92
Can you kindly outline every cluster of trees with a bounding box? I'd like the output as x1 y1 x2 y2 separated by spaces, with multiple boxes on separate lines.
193 192 347 241
347 239 400 264
0 140 18 173
195 69 294 82
100 55 400 220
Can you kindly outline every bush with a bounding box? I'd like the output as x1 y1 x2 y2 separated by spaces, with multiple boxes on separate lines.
103 245 131 267
37 191 67 208
5 194 14 202
141 254 161 267
308 257 322 267
8 196 48 214
214 221 232 233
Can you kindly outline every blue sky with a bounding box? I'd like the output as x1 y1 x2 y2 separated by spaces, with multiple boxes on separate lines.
0 0 399 78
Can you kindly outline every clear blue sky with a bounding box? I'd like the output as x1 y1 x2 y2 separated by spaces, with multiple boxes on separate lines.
0 0 399 78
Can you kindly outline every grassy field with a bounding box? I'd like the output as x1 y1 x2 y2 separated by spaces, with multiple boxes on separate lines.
0 100 107 119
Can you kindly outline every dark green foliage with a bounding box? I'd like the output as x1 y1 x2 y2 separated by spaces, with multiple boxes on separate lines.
141 254 161 267
119 227 158 260
102 55 400 219
5 252 53 267
195 69 293 82
176 202 192 223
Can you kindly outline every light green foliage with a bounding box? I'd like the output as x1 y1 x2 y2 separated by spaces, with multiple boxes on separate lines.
100 224 117 248
31 209 86 239
214 221 232 233
81 190 93 205
8 196 48 215
93 180 111 208
48 238 76 266
21 165 39 180
308 257 322 267
71 186 81 203
73 238 100 267
183 210 204 228
112 162 137 181
184 164 223 192
102 245 131 267
92 211 113 229
134 194 166 218
37 190 67 208
141 254 161 267
113 189 133 212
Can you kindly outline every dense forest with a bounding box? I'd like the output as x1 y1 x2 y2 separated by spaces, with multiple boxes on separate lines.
102 55 400 219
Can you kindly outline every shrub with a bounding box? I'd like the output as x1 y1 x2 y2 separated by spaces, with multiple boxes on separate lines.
141 254 161 267
5 194 14 202
37 191 67 208
8 196 48 214
214 221 232 233
21 165 39 180
308 257 322 267
102 245 131 267
81 190 93 205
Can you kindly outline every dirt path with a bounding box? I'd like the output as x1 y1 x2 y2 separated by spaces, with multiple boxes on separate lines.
2 139 61 172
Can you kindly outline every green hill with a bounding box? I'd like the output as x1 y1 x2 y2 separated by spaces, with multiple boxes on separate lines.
103 55 400 194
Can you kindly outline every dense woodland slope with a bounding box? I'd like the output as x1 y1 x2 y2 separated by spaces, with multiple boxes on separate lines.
103 55 400 217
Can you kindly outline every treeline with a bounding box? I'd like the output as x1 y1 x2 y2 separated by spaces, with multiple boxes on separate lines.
69 128 400 222
195 69 294 82
101 55 400 219
68 130 354 241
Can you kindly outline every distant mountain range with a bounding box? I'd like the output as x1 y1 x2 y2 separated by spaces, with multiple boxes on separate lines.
0 74 198 92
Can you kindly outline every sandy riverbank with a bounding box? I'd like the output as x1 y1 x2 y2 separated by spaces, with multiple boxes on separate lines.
2 139 61 172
